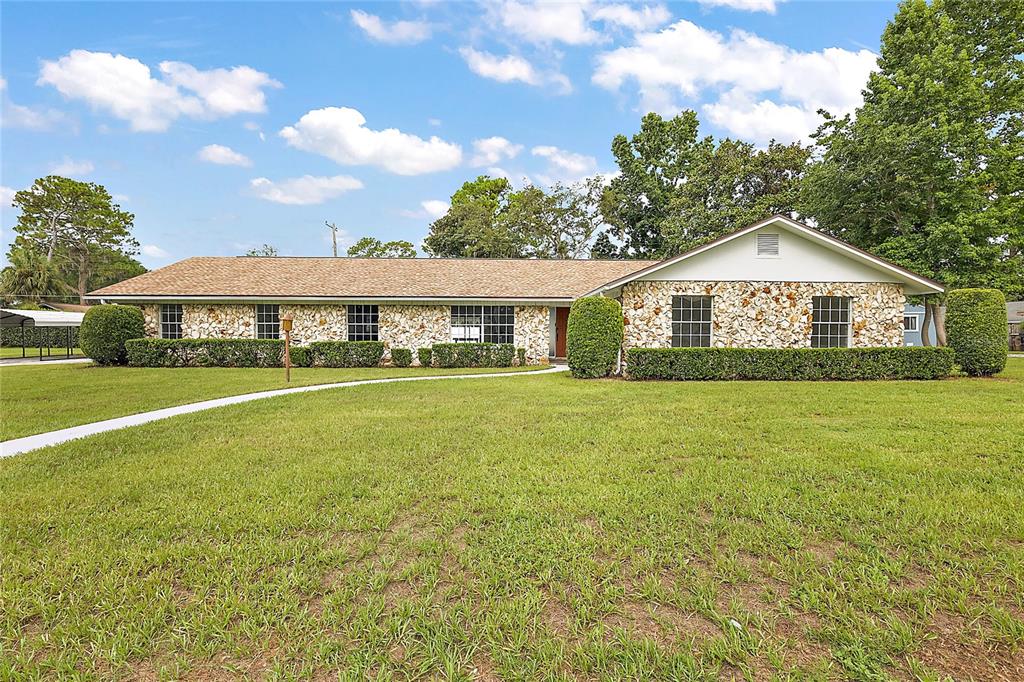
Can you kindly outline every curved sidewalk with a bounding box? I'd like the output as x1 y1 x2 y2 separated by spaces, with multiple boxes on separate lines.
1 365 567 459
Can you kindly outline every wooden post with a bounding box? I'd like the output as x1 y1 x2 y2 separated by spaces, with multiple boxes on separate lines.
281 313 294 383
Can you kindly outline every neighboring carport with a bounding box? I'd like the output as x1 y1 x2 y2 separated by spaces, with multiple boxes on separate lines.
0 308 85 361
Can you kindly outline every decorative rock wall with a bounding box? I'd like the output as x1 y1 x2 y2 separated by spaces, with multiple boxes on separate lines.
280 304 346 344
379 305 450 364
514 306 550 364
141 305 160 337
181 305 255 339
621 281 905 349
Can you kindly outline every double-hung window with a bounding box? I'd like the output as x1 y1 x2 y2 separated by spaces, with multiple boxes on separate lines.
255 304 280 339
160 304 183 339
347 305 379 341
811 296 851 347
451 305 514 344
671 295 713 347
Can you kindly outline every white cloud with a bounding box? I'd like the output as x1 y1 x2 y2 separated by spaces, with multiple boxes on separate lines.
350 10 432 45
49 157 94 176
1 77 69 131
0 185 16 206
37 50 280 132
591 4 671 31
699 0 779 13
459 47 571 93
592 20 876 144
498 1 601 45
401 199 450 219
279 106 462 175
250 174 364 205
470 136 523 166
531 145 597 184
141 244 169 258
197 143 253 167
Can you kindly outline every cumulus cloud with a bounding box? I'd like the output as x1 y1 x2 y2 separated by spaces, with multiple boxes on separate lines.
591 4 671 31
401 199 450 219
141 244 169 258
1 76 70 131
592 20 876 144
350 10 432 44
37 50 281 132
0 185 16 207
279 106 462 175
470 136 523 167
497 1 600 45
459 47 571 93
197 144 253 167
531 145 597 185
50 157 94 176
699 0 779 12
250 174 364 205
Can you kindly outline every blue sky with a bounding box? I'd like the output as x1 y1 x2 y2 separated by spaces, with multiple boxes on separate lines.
1 0 898 268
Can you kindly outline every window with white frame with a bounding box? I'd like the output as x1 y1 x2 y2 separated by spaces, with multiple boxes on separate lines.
450 305 514 344
160 304 183 339
347 305 379 341
255 304 280 339
811 296 851 347
903 315 919 332
671 295 713 347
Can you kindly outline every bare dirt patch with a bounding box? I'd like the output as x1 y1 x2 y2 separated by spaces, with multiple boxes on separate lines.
604 600 719 647
904 611 1024 681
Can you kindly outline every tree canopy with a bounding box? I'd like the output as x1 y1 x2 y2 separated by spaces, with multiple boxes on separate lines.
346 237 417 258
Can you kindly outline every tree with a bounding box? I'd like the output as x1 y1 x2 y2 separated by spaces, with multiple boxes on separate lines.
423 176 525 258
502 179 605 259
84 248 146 292
800 0 1024 342
346 237 416 258
0 247 72 304
245 244 279 256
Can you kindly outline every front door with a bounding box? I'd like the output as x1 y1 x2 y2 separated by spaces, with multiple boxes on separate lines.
555 306 570 357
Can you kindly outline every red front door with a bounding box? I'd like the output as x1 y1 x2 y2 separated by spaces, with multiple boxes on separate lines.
555 306 570 357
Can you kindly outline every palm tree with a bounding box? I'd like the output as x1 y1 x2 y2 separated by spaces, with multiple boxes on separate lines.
0 247 72 304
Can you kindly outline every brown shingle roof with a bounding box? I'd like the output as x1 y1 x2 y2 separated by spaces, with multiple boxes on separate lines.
88 257 660 300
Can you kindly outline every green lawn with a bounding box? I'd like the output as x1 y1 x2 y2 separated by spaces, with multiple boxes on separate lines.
1 361 1022 680
0 346 82 359
0 364 542 442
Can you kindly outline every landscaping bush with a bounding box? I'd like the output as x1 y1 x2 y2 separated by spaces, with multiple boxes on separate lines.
567 296 623 378
126 338 287 368
946 288 1008 376
625 346 955 381
516 347 527 366
391 347 412 367
308 340 385 368
417 347 433 367
80 304 145 365
288 345 310 368
431 343 515 368
1 325 79 349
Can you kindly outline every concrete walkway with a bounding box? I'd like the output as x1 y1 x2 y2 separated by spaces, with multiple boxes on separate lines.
0 365 568 458
0 356 91 366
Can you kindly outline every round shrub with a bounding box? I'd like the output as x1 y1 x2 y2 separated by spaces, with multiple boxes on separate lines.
79 304 145 365
391 347 412 367
946 288 1008 376
567 296 623 378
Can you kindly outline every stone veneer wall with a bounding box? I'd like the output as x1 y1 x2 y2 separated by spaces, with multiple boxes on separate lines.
379 305 450 364
279 304 346 344
514 306 550 364
621 281 905 349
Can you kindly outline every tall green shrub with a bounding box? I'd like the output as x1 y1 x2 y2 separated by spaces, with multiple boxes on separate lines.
417 347 433 367
390 347 412 367
79 304 144 365
567 296 623 378
946 288 1008 376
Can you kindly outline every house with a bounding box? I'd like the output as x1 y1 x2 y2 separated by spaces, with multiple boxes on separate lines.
1008 301 1023 351
87 216 944 364
902 304 937 346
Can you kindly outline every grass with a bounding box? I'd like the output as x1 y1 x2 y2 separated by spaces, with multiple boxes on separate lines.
0 364 542 442
1 360 1022 680
0 346 82 359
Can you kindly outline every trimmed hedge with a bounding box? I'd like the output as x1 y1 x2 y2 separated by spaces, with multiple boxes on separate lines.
288 345 310 368
1 325 79 349
391 347 412 367
625 347 955 381
417 347 433 368
946 288 1008 376
516 347 527 366
567 296 623 378
126 338 291 368
80 304 145 365
308 340 384 368
431 343 514 368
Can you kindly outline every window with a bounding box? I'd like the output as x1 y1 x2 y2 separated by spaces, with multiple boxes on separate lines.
811 296 850 347
160 304 182 339
347 305 379 341
256 304 280 339
451 305 514 344
756 232 780 257
671 295 713 347
903 315 918 332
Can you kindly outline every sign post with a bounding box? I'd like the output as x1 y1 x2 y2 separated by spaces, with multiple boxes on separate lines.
281 313 294 383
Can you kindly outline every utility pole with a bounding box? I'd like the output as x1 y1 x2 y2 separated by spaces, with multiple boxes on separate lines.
325 221 340 257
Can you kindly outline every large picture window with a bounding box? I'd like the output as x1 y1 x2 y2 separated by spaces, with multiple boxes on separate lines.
255 304 280 339
671 295 713 347
160 304 183 339
347 305 379 341
451 305 514 344
811 296 850 347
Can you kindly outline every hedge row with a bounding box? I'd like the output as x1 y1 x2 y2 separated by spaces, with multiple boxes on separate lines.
0 326 79 348
308 341 385 368
125 339 387 368
625 347 955 381
431 343 515 368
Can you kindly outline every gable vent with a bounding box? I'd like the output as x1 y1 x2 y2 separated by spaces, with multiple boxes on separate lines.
756 232 780 257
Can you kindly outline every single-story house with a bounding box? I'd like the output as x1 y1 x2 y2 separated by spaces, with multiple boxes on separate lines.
87 216 944 364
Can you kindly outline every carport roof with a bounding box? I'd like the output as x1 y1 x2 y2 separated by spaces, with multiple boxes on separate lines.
0 308 85 327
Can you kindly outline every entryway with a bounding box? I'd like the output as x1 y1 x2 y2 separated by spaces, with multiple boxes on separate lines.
554 306 570 358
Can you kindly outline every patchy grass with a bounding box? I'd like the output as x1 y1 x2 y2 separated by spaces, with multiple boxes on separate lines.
1 360 1022 680
0 363 542 441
